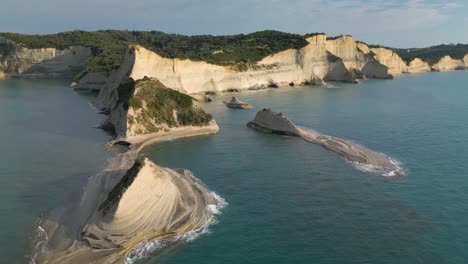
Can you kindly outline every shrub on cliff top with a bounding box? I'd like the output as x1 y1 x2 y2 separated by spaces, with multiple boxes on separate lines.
0 30 308 80
129 79 212 129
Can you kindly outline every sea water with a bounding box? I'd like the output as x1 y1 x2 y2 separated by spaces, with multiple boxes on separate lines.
141 71 468 264
1 72 468 263
0 79 111 263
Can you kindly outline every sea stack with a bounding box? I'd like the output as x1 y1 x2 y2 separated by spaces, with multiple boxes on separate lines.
248 109 402 176
224 97 253 109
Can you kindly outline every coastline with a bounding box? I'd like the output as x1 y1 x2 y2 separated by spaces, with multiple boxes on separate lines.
29 123 222 264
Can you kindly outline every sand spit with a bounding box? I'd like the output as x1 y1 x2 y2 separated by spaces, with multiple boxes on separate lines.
248 109 403 176
28 125 222 264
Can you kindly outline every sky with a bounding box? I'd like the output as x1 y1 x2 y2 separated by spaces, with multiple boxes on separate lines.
0 0 467 48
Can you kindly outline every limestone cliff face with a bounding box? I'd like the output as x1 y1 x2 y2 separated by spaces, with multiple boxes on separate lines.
81 158 218 252
407 58 431 73
464 54 468 68
72 34 392 96
432 56 465 71
34 151 222 264
326 36 391 79
129 35 360 94
0 38 91 79
368 47 408 75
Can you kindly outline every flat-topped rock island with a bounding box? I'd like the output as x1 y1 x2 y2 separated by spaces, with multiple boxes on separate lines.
248 109 403 176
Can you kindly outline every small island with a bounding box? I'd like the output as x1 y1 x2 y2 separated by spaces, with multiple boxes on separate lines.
224 97 253 109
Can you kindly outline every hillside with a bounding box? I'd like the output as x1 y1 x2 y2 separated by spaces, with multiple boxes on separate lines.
390 44 468 64
0 30 308 80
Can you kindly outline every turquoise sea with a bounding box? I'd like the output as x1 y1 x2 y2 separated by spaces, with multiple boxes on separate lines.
1 72 468 263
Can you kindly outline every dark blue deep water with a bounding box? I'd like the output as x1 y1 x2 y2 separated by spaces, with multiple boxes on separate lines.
1 72 468 264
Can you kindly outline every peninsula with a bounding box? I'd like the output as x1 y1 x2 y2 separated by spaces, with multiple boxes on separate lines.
248 109 402 176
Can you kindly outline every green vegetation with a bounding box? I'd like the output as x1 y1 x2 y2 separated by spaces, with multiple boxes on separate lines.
0 30 308 80
389 44 468 64
0 43 8 56
99 157 144 215
128 78 213 133
116 78 137 109
304 32 326 38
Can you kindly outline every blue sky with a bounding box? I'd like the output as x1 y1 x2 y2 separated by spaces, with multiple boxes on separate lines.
0 0 466 48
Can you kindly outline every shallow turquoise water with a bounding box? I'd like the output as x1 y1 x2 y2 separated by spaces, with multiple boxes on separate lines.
141 72 468 264
1 72 468 263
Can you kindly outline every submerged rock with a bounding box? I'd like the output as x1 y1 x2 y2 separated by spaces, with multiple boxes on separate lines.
224 97 253 109
248 109 403 176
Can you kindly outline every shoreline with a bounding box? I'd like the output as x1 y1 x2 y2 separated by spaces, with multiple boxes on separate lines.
29 123 222 264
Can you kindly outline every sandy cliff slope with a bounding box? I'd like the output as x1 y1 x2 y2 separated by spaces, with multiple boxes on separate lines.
368 47 408 75
326 36 391 79
432 56 465 71
30 149 223 264
407 58 431 73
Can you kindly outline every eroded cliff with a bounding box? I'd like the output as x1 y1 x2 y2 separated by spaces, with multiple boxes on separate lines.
432 55 465 71
31 148 223 264
0 37 91 79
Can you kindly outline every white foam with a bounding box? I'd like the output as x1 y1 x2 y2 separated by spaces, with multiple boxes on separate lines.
350 156 404 177
325 83 340 89
29 224 49 264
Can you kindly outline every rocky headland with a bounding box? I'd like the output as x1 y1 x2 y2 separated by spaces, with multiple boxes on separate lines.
248 109 403 176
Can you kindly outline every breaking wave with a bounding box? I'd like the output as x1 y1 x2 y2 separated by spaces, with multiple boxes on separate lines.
29 222 49 264
349 157 404 177
125 190 227 264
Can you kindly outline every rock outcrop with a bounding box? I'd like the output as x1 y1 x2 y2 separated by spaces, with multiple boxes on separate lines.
463 54 468 68
368 47 408 75
407 58 431 73
326 36 392 79
31 142 223 264
248 109 403 176
224 97 253 109
356 43 433 74
432 56 465 71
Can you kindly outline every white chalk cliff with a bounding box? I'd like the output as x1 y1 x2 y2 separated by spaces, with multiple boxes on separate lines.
326 36 391 78
407 58 432 73
80 34 395 97
0 36 91 79
128 35 365 94
432 55 465 71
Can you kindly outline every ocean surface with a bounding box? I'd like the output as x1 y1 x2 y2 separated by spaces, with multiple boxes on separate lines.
1 72 468 263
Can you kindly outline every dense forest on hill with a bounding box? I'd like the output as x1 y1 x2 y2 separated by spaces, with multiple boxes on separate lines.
2 30 467 81
390 44 468 64
0 30 308 80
